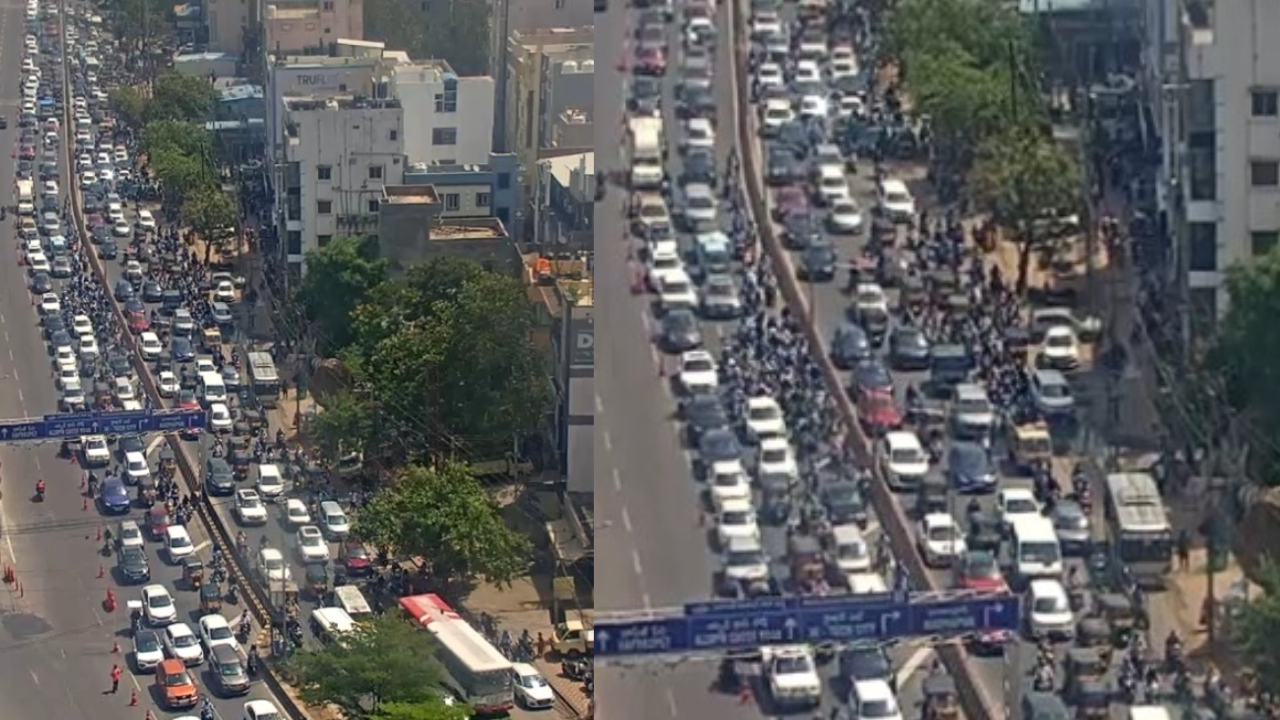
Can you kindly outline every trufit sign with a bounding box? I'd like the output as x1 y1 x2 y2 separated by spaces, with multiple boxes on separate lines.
571 317 593 368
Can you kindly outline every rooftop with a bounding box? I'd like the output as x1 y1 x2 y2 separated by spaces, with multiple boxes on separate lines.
509 26 593 54
432 218 507 240
557 278 593 308
382 184 440 205
524 253 593 314
541 151 594 188
271 53 382 68
283 95 401 111
219 84 264 102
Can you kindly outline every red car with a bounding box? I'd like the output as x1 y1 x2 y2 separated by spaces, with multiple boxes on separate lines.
128 311 150 333
772 186 809 222
634 47 666 75
176 389 199 409
954 551 1007 591
857 388 901 433
340 542 374 576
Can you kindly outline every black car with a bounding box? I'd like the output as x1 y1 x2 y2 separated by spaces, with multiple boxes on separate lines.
851 359 893 394
696 428 743 476
98 240 118 259
797 240 837 281
776 121 809 157
171 337 195 362
628 76 662 115
658 309 702 352
47 329 71 349
124 297 145 314
781 213 823 250
117 545 150 583
205 457 236 496
765 147 800 186
820 481 868 527
677 85 715 119
679 149 718 188
108 353 133 378
113 279 134 301
830 324 872 370
0 115 8 129
29 272 52 294
838 645 896 692
682 394 730 446
141 281 164 302
118 434 144 457
888 325 932 370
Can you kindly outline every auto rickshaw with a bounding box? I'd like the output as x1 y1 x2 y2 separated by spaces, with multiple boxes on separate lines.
1096 592 1140 646
922 673 958 720
183 557 205 590
200 327 222 352
200 581 222 613
916 475 948 516
1007 420 1052 474
146 505 170 539
787 534 825 590
305 563 330 599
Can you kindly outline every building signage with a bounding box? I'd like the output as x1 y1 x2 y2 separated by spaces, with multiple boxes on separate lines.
570 317 593 368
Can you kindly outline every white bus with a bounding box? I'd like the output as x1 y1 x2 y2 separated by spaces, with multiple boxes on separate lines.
1104 472 1173 586
400 593 513 713
246 351 281 407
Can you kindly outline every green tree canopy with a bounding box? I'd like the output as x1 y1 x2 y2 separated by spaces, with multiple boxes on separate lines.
351 463 532 586
149 147 205 202
109 87 150 128
181 186 237 258
298 236 388 352
287 614 449 716
150 72 217 122
140 119 210 159
885 0 1028 70
374 701 473 720
111 0 174 43
1233 562 1280 691
364 0 490 75
304 389 375 465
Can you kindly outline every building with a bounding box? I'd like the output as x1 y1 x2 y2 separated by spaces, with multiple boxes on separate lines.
496 26 593 164
376 185 518 275
392 61 495 167
205 0 251 57
543 271 592 496
262 0 364 55
402 152 522 233
272 95 405 284
1144 0 1280 325
534 151 592 249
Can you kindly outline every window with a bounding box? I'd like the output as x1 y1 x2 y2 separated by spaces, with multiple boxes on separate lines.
317 200 333 215
367 199 380 214
476 192 491 207
1188 222 1218 272
443 193 460 211
317 234 332 248
1252 160 1280 187
1253 90 1279 118
496 207 510 225
497 172 511 190
432 127 458 145
389 129 398 141
1188 135 1216 200
317 165 332 181
321 0 333 8
1252 231 1280 257
286 231 302 255
368 165 383 180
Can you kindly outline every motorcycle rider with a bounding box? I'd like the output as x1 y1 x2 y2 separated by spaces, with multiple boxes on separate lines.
34 478 45 499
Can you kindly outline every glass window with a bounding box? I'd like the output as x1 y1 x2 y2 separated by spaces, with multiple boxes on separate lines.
1252 160 1280 187
497 172 511 190
444 193 460 211
1252 231 1279 257
432 128 458 145
317 165 332 181
316 199 332 215
476 192 491 207
1253 90 1279 117
1188 222 1217 271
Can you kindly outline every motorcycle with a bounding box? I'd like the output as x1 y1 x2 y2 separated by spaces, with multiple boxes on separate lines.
562 658 590 681
227 583 239 604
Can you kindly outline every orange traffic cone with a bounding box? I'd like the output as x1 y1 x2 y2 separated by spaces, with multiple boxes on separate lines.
83 498 88 511
97 565 104 579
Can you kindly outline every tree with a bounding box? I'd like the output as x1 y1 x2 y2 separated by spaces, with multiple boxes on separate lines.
109 87 150 128
149 147 205 202
969 127 1081 292
901 50 1013 171
364 0 490 75
304 389 375 464
1233 562 1280 692
298 236 388 353
287 614 448 716
150 72 217 122
374 701 473 720
885 0 1028 71
351 463 532 586
140 119 210 159
181 186 237 257
111 0 174 44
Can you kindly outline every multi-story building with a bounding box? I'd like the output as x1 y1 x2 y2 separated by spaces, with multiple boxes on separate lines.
534 151 593 249
272 95 405 284
496 26 593 162
392 61 495 167
402 152 523 232
1145 0 1280 325
262 0 365 55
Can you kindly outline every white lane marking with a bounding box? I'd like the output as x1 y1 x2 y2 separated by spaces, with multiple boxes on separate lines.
631 549 644 576
192 540 211 554
621 506 633 533
145 435 165 455
895 646 935 689
603 431 612 451
595 394 604 413
666 688 679 717
29 669 38 686
642 591 652 610
612 467 622 491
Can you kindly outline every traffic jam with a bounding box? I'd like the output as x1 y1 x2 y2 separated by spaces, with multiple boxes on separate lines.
621 0 1185 715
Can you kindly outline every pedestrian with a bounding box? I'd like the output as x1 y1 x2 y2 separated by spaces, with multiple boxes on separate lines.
1176 529 1192 572
109 663 122 693
536 631 547 658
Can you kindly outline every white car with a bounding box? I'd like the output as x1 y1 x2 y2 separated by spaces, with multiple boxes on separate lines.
77 334 99 360
57 366 82 392
138 331 162 359
72 314 94 338
1027 578 1074 639
681 118 716 152
757 437 798 478
646 245 683 288
166 525 195 560
657 271 698 311
208 403 233 432
235 489 268 525
256 464 285 497
244 700 285 720
117 520 145 549
761 98 795 134
163 623 205 665
54 345 77 371
132 629 166 672
853 283 890 316
750 10 782 37
284 498 311 526
141 584 177 626
798 94 829 119
996 488 1042 530
157 371 179 397
257 548 293 583
136 209 156 230
114 378 137 402
194 357 217 375
754 62 784 91
296 525 330 563
81 434 109 465
828 199 865 234
1039 325 1081 370
917 513 967 567
28 253 50 274
677 350 718 395
212 280 235 303
829 47 859 80
852 679 904 720
38 292 59 314
124 451 151 484
792 60 822 86
708 460 752 508
721 536 770 584
511 662 556 709
744 396 787 439
715 497 761 548
881 431 929 490
198 614 239 653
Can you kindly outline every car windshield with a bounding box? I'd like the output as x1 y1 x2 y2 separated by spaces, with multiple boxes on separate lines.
148 594 171 608
965 554 1000 577
518 674 548 689
761 447 788 464
1033 595 1066 613
890 448 924 464
302 534 321 546
749 405 779 421
1046 334 1073 348
726 550 765 566
136 633 159 652
928 525 958 542
861 697 899 718
1006 498 1037 514
241 497 261 508
838 541 867 559
172 634 198 648
1040 382 1070 399
774 655 812 674
209 625 233 640
219 661 242 676
264 556 283 570
722 510 753 525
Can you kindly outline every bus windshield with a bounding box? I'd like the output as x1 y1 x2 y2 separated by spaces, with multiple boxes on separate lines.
1118 532 1172 563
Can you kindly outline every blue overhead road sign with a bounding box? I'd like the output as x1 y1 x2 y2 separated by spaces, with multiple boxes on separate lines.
0 408 206 441
595 593 1021 657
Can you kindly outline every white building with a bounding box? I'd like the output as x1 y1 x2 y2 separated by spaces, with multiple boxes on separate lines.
392 61 495 166
1146 0 1280 321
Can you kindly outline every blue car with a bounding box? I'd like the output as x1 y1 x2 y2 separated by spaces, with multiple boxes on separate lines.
947 442 997 493
99 479 131 514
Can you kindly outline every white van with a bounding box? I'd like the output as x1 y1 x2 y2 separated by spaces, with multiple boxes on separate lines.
319 501 350 539
828 524 872 574
198 371 226 403
1010 516 1063 584
332 585 373 620
165 525 195 561
310 607 356 643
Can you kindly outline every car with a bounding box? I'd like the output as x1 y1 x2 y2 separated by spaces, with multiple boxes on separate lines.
133 628 165 672
744 396 787 440
28 253 50 275
138 331 162 359
830 324 873 370
235 488 268 525
888 325 931 370
141 280 164 302
757 437 798 479
699 274 742 319
947 442 996 493
657 308 702 352
198 614 239 654
81 434 110 465
221 364 241 389
194 357 218 375
996 488 1041 530
117 545 151 583
827 198 864 234
208 402 233 432
142 584 177 625
1030 368 1075 415
677 350 718 395
111 218 131 237
955 550 1007 591
117 519 145 549
256 463 285 497
682 393 730 446
209 643 251 695
838 645 896 692
114 377 137 402
122 451 151 486
49 255 72 277
714 497 761 549
511 662 556 709
296 525 330 563
212 280 235 303
77 334 99 360
37 291 59 314
244 700 285 720
851 679 904 720
155 658 199 709
719 535 770 589
99 479 131 513
857 388 902 433
880 431 929 491
1038 325 1081 371
1027 578 1074 639
820 481 868 526
56 365 81 392
257 547 292 583
284 498 311 526
876 177 917 221
917 512 967 567
53 344 77 371
176 388 199 409
339 542 374 575
1050 499 1091 554
157 371 179 397
318 500 351 538
708 460 751 508
136 209 156 230
797 240 837 281
29 271 51 293
205 457 236 496
170 336 195 362
851 359 892 395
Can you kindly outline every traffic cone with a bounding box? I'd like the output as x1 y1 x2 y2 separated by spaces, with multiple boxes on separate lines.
80 475 86 490
128 687 137 706
96 526 102 541
83 497 88 511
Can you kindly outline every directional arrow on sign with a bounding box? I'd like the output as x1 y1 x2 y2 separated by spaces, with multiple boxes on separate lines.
983 603 1004 627
783 616 798 642
880 610 902 635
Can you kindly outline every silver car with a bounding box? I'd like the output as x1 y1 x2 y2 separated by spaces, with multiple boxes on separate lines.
1051 500 1091 554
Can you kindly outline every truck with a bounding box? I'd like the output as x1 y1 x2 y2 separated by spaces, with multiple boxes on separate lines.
628 117 665 189
552 617 595 659
763 645 822 709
